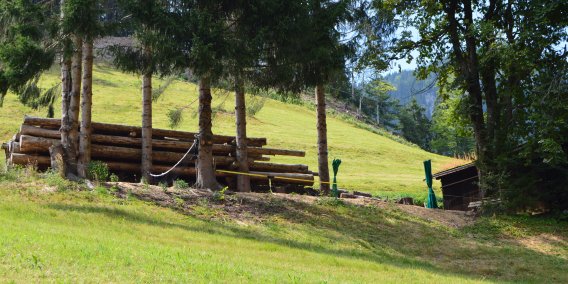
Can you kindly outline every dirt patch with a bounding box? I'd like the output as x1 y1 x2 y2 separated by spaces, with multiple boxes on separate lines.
108 182 475 228
515 233 568 260
343 197 476 228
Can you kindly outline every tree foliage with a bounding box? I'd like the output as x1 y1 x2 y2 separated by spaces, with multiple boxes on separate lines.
0 0 55 108
364 0 568 210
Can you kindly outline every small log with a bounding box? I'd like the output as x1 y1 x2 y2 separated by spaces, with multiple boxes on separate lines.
5 141 21 155
10 153 51 167
248 171 314 185
19 135 58 154
23 116 267 146
245 146 305 157
249 162 309 173
353 191 373 198
340 193 357 199
397 197 414 205
2 142 10 163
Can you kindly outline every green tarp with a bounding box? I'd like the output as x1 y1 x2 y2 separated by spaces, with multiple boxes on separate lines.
331 158 341 197
424 160 438 209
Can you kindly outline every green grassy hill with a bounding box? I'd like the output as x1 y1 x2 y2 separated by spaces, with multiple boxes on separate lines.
1 64 458 198
0 170 566 283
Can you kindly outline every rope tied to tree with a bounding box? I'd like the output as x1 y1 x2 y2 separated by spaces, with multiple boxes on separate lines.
148 136 199 178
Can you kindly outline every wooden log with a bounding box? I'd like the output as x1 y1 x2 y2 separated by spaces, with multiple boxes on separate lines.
249 162 309 173
19 135 57 154
10 153 51 166
244 146 304 157
23 116 267 146
20 125 299 157
9 141 20 153
353 191 373 198
2 142 9 163
397 197 414 205
18 135 265 166
248 171 314 185
340 193 357 199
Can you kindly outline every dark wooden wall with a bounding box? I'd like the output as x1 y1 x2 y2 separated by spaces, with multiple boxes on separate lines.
440 166 480 211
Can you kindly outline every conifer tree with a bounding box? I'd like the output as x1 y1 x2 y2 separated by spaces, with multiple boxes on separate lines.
62 0 104 178
110 0 179 183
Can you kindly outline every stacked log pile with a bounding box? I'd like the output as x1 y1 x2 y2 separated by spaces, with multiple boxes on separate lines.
3 116 316 187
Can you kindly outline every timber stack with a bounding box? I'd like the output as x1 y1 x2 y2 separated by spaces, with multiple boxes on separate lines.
2 116 316 189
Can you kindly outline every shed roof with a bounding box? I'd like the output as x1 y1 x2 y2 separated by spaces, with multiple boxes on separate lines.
432 162 476 179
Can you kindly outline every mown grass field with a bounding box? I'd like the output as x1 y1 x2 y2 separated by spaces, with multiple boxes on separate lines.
0 169 566 283
0 64 458 199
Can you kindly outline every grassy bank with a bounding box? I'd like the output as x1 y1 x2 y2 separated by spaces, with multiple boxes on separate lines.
0 169 566 283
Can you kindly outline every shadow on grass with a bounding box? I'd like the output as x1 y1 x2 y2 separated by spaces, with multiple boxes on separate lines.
46 195 568 283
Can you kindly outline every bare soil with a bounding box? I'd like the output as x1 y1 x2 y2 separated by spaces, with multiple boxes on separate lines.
109 182 476 228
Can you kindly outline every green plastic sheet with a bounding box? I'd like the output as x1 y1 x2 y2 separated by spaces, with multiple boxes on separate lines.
331 158 341 197
424 160 438 209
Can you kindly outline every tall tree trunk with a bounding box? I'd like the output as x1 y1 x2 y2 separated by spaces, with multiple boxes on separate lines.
358 94 362 116
376 102 380 124
315 84 330 194
141 70 153 183
234 78 250 192
68 35 82 176
481 0 500 159
78 39 94 178
195 76 221 190
59 0 74 179
60 52 72 178
463 0 489 198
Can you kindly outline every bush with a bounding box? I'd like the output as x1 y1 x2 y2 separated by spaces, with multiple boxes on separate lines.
44 170 72 191
316 197 346 207
0 165 23 182
109 173 119 183
173 179 189 189
87 161 109 182
213 187 228 202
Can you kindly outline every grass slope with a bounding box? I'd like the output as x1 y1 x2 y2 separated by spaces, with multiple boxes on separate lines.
0 64 458 198
0 170 566 283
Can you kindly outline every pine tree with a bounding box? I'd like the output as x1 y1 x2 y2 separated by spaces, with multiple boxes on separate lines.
110 0 179 183
0 0 55 106
62 0 104 178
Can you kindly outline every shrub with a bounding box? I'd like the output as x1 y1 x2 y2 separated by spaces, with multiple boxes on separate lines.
316 197 346 207
159 182 168 192
109 173 119 183
213 186 228 202
87 161 109 182
173 179 189 189
44 170 71 191
0 165 23 182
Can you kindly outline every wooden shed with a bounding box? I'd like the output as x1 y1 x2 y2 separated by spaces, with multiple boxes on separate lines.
433 163 480 211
